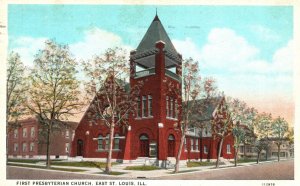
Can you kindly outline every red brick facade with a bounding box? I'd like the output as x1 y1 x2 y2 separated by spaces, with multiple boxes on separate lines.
8 118 77 159
70 15 234 164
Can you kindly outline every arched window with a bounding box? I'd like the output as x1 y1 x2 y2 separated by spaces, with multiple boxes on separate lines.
140 134 149 140
114 134 120 149
168 134 175 157
98 135 103 150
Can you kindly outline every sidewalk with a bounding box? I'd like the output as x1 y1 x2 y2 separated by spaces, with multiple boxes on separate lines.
7 158 292 179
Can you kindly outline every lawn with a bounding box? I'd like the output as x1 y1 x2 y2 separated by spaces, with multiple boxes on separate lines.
230 159 265 164
51 161 118 168
7 163 86 172
8 159 62 164
187 161 217 167
124 165 160 171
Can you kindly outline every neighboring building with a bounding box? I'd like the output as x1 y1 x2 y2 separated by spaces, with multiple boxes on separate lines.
238 124 257 159
186 97 235 161
264 137 292 159
8 117 78 159
70 14 234 167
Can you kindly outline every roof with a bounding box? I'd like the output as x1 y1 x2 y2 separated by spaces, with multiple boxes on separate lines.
136 15 177 55
189 96 223 123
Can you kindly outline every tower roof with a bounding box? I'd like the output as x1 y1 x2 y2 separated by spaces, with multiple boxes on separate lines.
136 15 177 54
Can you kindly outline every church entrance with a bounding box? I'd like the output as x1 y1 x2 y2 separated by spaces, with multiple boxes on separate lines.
168 134 175 157
77 139 84 156
139 134 149 157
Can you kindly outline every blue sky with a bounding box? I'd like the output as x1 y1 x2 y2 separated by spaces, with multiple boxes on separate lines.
8 5 294 124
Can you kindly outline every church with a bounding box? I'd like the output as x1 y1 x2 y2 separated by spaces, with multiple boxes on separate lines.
70 14 234 167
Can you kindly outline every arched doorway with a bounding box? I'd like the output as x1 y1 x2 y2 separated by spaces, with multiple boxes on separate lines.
77 139 84 156
168 134 175 157
139 134 149 157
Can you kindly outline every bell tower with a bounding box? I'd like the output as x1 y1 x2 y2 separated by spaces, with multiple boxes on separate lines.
124 14 184 166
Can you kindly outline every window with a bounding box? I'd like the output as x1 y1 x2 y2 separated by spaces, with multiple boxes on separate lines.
30 142 34 152
240 146 244 153
14 129 18 138
30 127 35 137
22 143 27 152
137 97 141 118
184 138 187 151
105 134 109 150
114 134 120 149
204 145 208 154
190 138 194 151
148 95 153 117
166 96 169 117
65 143 69 153
98 135 103 150
14 143 18 152
170 98 173 118
142 96 147 117
195 139 199 151
66 130 70 138
227 144 231 154
22 128 27 137
175 100 178 119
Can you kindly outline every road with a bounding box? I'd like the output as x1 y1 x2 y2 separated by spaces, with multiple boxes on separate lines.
7 159 293 180
156 159 294 180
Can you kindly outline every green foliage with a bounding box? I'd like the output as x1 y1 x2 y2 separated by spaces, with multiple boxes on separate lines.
124 165 160 171
51 161 118 168
27 39 82 122
187 161 217 167
6 52 27 129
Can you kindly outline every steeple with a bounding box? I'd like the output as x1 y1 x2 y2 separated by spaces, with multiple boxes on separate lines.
136 13 177 55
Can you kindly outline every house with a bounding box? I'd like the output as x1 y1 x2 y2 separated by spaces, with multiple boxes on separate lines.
186 97 235 161
70 14 234 167
7 117 78 159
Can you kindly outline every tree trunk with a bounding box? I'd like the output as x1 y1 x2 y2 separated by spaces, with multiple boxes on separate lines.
216 137 224 168
256 151 260 164
46 124 51 169
200 134 203 162
174 130 186 173
105 120 115 173
6 133 9 164
265 147 268 161
277 144 280 162
234 147 238 167
243 141 246 160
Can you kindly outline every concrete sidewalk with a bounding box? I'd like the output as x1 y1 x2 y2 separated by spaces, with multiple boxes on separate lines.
7 159 292 179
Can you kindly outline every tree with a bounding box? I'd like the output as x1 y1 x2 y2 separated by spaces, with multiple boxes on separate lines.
26 40 82 168
254 138 269 164
271 116 289 162
203 77 217 99
174 58 201 173
254 112 272 162
82 47 142 173
6 52 27 162
232 122 245 167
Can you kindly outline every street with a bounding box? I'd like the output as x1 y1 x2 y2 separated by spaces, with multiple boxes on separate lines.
155 159 294 180
7 159 293 180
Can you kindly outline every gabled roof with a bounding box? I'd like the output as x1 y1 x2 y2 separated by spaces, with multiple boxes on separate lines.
188 96 223 123
136 15 177 55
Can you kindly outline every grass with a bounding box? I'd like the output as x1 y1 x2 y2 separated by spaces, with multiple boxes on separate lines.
124 165 160 171
230 159 268 164
7 163 86 172
169 169 199 174
51 161 118 168
96 171 126 175
8 159 63 164
187 161 217 167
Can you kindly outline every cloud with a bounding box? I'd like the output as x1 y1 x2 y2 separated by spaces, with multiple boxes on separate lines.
172 27 293 106
69 27 133 60
9 36 48 66
9 27 134 66
249 24 280 41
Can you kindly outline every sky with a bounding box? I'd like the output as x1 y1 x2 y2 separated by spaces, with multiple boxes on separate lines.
8 5 294 125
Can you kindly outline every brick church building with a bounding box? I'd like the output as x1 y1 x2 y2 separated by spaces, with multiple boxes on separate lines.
71 14 234 166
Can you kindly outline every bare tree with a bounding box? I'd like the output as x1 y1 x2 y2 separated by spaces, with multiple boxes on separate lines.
6 52 27 162
271 116 289 162
82 47 142 173
26 40 82 168
174 58 201 173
